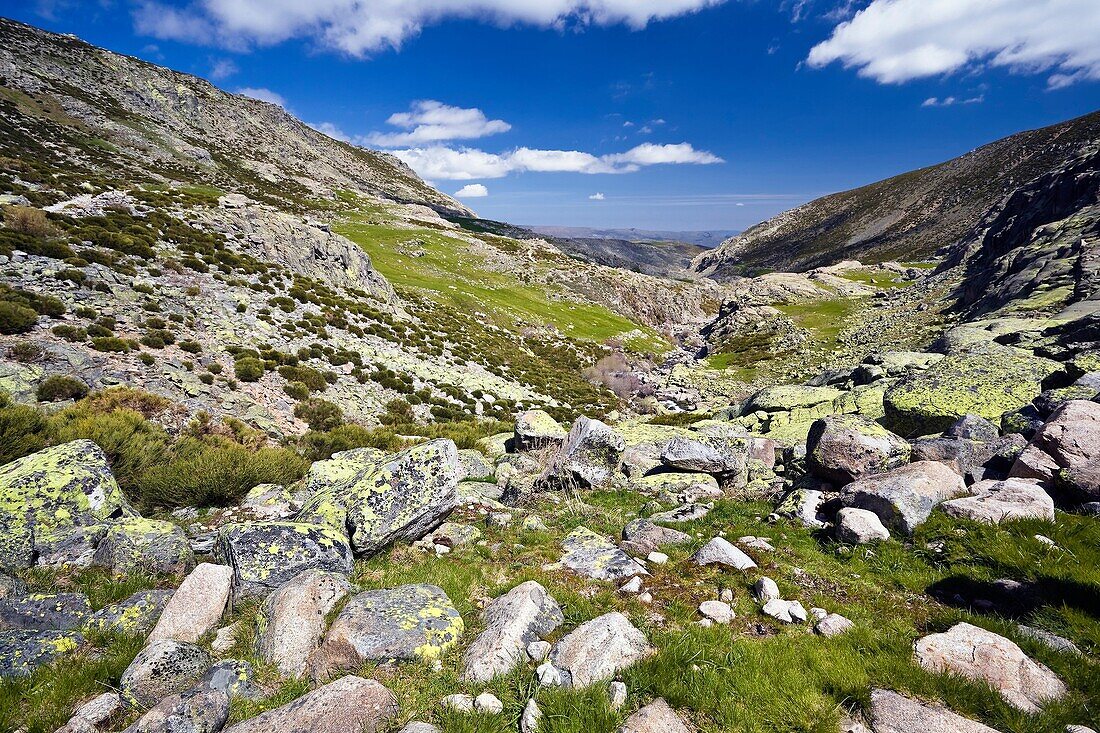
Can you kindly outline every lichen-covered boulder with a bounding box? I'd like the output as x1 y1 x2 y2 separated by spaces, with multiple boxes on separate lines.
121 683 229 733
55 691 122 733
806 414 910 485
457 450 494 482
538 418 626 490
628 472 721 503
220 676 398 733
257 569 351 677
240 484 297 520
840 461 968 535
940 478 1055 524
0 440 135 570
202 658 266 700
548 612 653 688
461 581 563 682
35 525 106 568
215 521 353 599
424 522 482 549
620 519 691 556
883 349 1059 436
0 592 90 630
92 518 194 575
0 573 25 601
913 622 1065 712
1011 400 1100 499
0 628 82 677
514 410 567 452
311 584 463 676
774 488 826 528
660 435 750 476
120 639 211 708
301 447 388 498
297 440 460 558
559 527 648 581
84 590 173 635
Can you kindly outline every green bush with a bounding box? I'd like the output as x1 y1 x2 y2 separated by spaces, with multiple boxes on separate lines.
234 357 265 382
0 301 39 334
135 438 308 508
283 381 310 400
8 341 42 363
51 325 87 342
277 365 328 392
298 424 405 461
198 373 214 385
36 376 89 402
178 340 202 354
293 398 343 431
0 394 53 464
91 337 131 352
138 353 155 366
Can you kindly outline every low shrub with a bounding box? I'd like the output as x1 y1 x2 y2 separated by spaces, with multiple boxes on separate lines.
51 325 87 342
36 376 89 403
298 424 405 461
0 301 39 334
283 381 310 400
293 398 343 431
2 205 54 238
178 340 202 354
234 357 265 382
91 337 131 353
8 341 43 363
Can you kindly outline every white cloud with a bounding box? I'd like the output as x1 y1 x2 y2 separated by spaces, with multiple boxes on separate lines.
236 87 287 107
367 100 511 146
808 0 1100 88
455 183 489 198
921 94 984 107
589 192 606 200
132 0 726 56
209 58 239 79
390 141 723 180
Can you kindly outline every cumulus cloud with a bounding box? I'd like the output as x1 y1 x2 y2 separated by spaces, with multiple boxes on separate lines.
367 100 511 146
921 95 984 107
389 141 723 180
455 183 489 198
808 0 1100 88
132 0 726 56
589 192 606 200
236 87 287 107
209 58 239 80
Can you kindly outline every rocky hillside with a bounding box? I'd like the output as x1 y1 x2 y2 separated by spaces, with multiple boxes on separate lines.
0 17 467 215
693 110 1100 276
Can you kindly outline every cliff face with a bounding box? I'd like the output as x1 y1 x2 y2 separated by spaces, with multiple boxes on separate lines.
0 17 470 215
693 110 1100 277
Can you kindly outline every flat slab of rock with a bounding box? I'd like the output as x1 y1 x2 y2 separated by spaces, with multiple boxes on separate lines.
257 569 351 677
0 592 89 630
462 580 563 682
806 414 910 485
560 526 648 581
869 688 1000 733
221 676 398 733
120 639 211 708
660 435 749 475
648 503 709 523
0 439 135 570
629 472 721 503
692 537 756 570
297 440 460 558
85 589 173 635
0 628 82 677
913 622 1066 712
149 563 232 643
549 612 653 688
312 584 463 675
940 478 1054 524
216 521 353 599
240 483 297 520
841 461 967 535
616 698 693 733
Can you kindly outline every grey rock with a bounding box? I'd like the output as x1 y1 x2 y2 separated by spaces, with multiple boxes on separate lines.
549 612 652 688
940 478 1055 523
56 691 122 733
753 577 780 602
201 659 265 700
521 699 542 733
0 628 83 677
660 435 749 475
560 526 648 581
399 724 440 733
121 685 229 733
0 592 89 630
84 590 173 635
692 537 757 570
514 410 567 452
462 580 563 682
92 518 194 575
220 676 398 733
474 692 503 714
257 569 351 677
868 688 1001 733
240 484 297 520
806 414 910 485
648 503 710 523
616 699 693 733
945 414 1001 443
1011 400 1100 499
814 613 854 637
1015 624 1082 656
457 450 494 481
608 680 628 709
835 508 891 544
621 519 691 556
120 639 211 708
0 572 26 601
215 521 353 600
840 461 968 535
538 417 626 489
148 563 232 643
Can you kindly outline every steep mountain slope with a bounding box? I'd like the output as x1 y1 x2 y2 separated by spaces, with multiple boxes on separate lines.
0 17 467 215
694 110 1100 276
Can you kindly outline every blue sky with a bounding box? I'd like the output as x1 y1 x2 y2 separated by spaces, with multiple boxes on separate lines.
11 1 1100 230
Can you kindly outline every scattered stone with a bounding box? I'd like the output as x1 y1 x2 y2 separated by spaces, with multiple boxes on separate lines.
548 612 653 688
211 622 239 653
1015 624 1082 655
753 577 780 603
0 628 82 677
774 489 826 528
312 584 463 675
148 563 232 643
121 684 229 733
629 472 721 503
523 515 548 531
0 440 135 570
220 676 398 733
616 698 692 733
868 688 1000 733
692 537 756 570
428 522 482 548
840 461 967 535
0 592 89 630
814 613 853 637
762 599 807 624
514 410 567 452
940 478 1055 523
257 569 351 677
92 518 194 576
462 580 563 682
240 484 297 520
202 659 265 700
527 640 551 662
647 551 669 565
56 692 122 733
619 576 644 595
620 519 691 556
913 622 1066 712
538 417 626 489
698 600 733 624
521 699 542 733
738 535 774 552
84 590 172 635
120 639 211 708
806 414 910 485
441 694 474 712
297 440 460 557
474 692 504 714
215 521 353 599
835 507 891 544
399 723 440 733
457 450 494 482
608 681 628 709
649 503 710 523
560 526 648 581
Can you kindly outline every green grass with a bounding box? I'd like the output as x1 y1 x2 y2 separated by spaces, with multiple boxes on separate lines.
334 213 666 352
837 268 916 289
